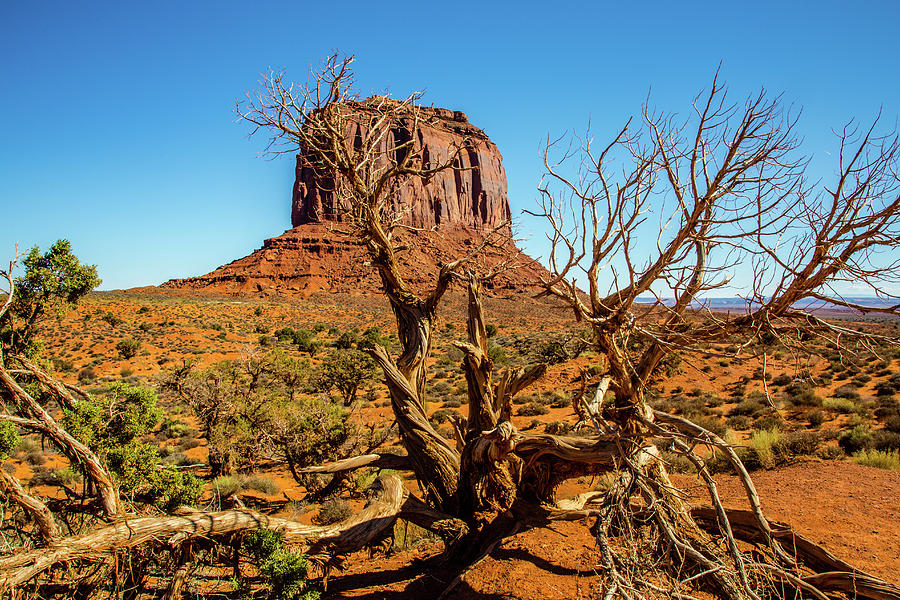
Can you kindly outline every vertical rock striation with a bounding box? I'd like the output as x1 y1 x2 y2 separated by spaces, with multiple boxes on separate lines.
291 101 512 235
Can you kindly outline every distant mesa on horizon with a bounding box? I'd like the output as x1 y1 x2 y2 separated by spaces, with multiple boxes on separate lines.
153 100 546 298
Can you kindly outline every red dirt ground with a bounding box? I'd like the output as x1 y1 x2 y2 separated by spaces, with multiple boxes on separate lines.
325 460 899 599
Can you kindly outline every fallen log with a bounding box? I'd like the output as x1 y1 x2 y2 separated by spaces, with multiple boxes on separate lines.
0 473 403 590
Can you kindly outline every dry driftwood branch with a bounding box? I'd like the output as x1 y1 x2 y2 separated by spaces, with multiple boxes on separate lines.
297 452 411 474
691 507 900 600
0 465 59 542
0 473 404 590
0 367 119 517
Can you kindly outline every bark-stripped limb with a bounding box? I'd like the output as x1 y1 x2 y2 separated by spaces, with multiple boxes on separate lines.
691 507 900 600
0 368 119 517
12 357 81 411
456 273 547 434
297 452 411 474
0 474 404 591
652 410 791 564
0 464 59 542
368 344 460 512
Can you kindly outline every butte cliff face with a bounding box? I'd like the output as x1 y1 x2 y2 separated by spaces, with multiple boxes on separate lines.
161 100 545 297
291 101 512 234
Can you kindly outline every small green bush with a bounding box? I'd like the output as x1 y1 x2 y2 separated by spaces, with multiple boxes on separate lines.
839 424 872 454
0 422 20 460
244 528 320 600
214 475 244 498
116 338 141 359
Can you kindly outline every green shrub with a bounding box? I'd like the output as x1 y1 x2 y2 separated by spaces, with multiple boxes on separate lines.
0 422 19 460
487 340 508 365
852 449 900 470
116 338 141 359
538 340 569 365
214 475 244 498
109 441 200 508
244 528 320 600
99 312 122 328
839 424 872 454
429 408 456 425
53 467 82 486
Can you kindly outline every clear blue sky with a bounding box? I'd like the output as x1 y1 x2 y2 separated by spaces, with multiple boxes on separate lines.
1 0 898 290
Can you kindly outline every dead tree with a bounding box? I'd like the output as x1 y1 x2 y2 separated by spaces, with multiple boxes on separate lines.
237 55 900 598
527 71 900 598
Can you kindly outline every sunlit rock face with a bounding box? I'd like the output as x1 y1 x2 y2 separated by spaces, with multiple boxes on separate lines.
291 100 512 236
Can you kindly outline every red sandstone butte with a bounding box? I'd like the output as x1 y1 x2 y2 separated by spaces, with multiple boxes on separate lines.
292 100 512 236
160 100 546 297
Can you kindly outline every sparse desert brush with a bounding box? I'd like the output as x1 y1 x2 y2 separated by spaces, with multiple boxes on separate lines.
839 424 873 454
243 475 280 495
833 384 861 400
749 427 782 469
852 449 900 470
807 409 826 428
314 498 352 525
516 402 549 417
213 475 243 498
116 338 141 359
885 415 900 433
873 430 900 452
823 396 856 413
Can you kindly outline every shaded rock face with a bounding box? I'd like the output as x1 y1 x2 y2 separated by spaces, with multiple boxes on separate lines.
291 103 512 235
